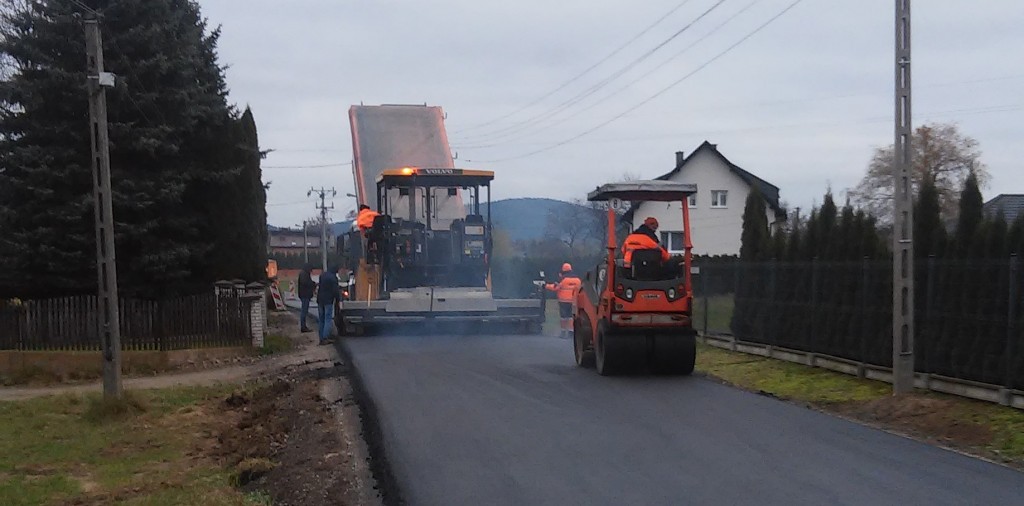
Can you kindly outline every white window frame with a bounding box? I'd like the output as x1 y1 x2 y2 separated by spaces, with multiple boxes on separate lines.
711 190 728 208
687 193 697 208
660 231 686 254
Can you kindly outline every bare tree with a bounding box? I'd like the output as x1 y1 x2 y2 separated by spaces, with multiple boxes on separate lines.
849 122 988 225
619 170 643 182
544 198 604 253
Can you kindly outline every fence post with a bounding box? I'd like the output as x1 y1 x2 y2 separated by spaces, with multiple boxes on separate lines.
732 261 740 338
702 266 709 337
924 255 936 381
858 257 868 378
1002 254 1018 405
768 259 777 351
810 257 819 351
245 282 266 348
18 304 26 351
154 300 164 352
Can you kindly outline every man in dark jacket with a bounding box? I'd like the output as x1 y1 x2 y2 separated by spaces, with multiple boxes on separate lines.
316 264 342 344
297 263 317 333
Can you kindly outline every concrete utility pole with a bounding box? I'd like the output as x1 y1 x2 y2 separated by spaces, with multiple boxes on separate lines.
892 0 915 395
296 221 310 263
309 187 336 272
85 19 123 399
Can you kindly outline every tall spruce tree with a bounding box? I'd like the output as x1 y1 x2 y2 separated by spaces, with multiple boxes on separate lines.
914 174 946 259
954 171 984 257
204 107 267 282
1008 215 1024 255
838 204 855 260
739 190 769 261
0 0 245 297
816 191 838 259
240 108 269 280
803 209 820 260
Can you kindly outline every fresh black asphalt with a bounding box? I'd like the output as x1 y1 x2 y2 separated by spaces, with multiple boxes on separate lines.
342 333 1024 506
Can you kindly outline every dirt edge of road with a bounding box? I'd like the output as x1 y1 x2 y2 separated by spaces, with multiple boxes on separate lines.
335 336 406 506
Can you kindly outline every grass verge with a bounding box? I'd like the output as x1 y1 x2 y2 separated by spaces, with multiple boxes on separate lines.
258 332 294 356
0 384 253 506
696 343 1024 466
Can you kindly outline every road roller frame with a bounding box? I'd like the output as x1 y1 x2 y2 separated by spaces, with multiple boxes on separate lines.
573 181 698 376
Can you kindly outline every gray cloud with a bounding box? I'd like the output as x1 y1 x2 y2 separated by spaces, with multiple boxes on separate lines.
199 0 1024 227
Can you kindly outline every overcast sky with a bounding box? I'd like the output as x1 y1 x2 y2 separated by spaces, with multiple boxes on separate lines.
197 0 1024 228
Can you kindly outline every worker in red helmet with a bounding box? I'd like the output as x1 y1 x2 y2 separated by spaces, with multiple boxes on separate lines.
545 263 582 339
622 217 670 266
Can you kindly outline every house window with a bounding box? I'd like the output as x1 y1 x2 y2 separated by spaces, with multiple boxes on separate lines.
711 190 728 208
660 232 685 254
687 194 697 208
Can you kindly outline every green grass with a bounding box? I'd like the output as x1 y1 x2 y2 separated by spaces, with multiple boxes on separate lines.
243 490 274 505
693 294 734 334
0 385 249 506
259 332 294 356
696 343 890 403
696 342 1024 464
953 399 1024 461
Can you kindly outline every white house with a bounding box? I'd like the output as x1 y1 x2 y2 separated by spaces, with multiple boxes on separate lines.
625 141 786 256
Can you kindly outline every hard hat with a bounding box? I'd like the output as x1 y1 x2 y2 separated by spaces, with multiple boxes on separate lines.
561 263 572 273
644 217 659 229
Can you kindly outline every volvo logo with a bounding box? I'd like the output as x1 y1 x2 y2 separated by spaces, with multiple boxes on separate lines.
420 168 458 175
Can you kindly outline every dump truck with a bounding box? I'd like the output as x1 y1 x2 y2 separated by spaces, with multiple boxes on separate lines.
336 104 545 334
572 180 698 375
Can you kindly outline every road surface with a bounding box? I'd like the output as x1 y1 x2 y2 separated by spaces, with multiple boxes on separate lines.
343 333 1024 506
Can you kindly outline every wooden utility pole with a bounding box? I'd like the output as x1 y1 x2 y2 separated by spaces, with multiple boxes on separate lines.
892 0 915 395
85 19 123 398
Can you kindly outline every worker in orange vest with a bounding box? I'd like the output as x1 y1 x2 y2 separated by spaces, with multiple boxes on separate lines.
356 205 380 236
546 263 582 339
622 217 670 266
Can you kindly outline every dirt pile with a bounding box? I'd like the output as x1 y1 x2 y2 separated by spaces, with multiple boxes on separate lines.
212 363 381 506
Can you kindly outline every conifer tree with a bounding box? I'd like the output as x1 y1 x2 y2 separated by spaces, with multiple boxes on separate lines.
0 0 248 296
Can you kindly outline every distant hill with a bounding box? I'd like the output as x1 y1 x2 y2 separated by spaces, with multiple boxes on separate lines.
330 220 353 237
479 198 582 242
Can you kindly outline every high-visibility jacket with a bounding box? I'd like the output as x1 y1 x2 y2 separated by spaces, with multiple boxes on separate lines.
357 208 380 233
622 232 670 265
546 275 582 303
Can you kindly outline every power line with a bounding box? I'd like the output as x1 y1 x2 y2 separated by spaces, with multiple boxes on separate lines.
69 0 101 17
455 0 759 150
462 101 1022 155
459 73 1024 150
459 0 727 143
263 162 353 169
453 0 697 134
267 199 319 207
474 0 805 163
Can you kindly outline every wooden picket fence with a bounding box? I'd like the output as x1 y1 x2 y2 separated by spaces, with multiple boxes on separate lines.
0 292 252 351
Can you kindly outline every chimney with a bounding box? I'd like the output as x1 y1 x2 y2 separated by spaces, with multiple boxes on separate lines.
675 151 685 168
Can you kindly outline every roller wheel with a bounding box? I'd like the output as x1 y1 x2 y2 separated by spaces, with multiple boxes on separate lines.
573 318 595 368
651 332 696 375
595 325 629 376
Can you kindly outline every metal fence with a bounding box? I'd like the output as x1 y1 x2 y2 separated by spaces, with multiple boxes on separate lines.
0 291 253 351
694 256 1024 390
